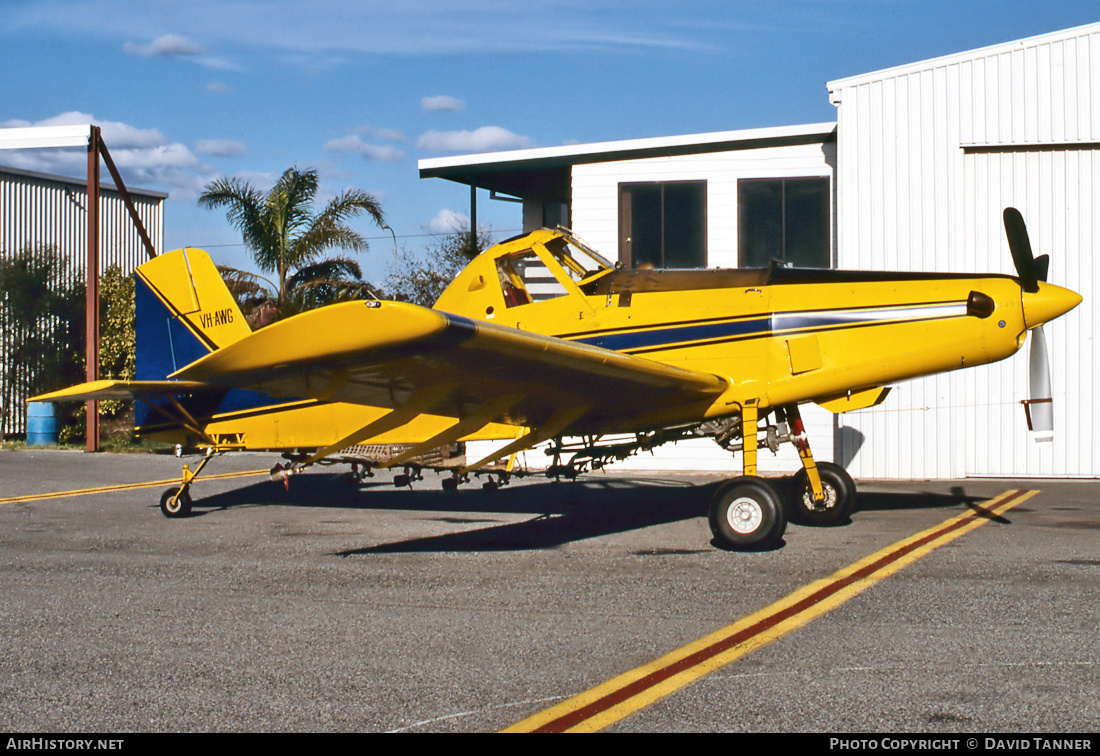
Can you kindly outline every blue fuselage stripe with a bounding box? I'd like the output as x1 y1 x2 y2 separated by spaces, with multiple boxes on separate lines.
567 303 966 353
574 317 771 351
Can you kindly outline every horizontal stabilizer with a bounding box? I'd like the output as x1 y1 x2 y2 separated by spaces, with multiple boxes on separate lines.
29 379 214 403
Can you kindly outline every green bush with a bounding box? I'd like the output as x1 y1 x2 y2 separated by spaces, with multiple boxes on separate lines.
0 244 85 439
0 247 136 444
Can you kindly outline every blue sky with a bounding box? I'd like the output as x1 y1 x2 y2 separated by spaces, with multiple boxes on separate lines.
2 1 1098 285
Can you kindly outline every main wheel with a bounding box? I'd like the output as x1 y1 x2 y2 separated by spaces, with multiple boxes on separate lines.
789 462 855 526
159 487 193 518
708 476 787 551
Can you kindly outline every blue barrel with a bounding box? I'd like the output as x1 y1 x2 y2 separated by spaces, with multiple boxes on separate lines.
26 402 59 446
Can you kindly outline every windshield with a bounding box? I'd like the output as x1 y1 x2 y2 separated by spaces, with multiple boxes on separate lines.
543 235 614 282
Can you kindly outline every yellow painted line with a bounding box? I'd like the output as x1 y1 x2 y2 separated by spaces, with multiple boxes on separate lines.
0 469 270 505
504 489 1039 733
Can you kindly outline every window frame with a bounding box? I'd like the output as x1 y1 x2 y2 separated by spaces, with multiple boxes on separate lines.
737 176 832 269
618 180 708 269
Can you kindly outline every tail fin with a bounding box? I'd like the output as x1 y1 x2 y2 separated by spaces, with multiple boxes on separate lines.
33 249 271 445
135 248 251 380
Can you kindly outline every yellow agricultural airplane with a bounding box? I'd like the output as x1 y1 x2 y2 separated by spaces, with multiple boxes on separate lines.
31 208 1081 550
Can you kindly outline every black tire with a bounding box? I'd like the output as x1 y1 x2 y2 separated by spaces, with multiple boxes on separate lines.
708 476 787 551
789 462 856 527
160 487 192 518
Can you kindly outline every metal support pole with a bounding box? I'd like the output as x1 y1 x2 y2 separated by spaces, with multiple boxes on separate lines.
85 126 100 452
98 139 157 261
469 184 477 249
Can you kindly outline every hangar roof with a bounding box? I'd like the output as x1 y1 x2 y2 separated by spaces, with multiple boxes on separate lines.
827 20 1100 92
0 164 169 200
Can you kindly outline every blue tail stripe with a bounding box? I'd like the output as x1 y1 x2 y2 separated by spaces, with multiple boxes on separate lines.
133 274 305 433
135 277 213 381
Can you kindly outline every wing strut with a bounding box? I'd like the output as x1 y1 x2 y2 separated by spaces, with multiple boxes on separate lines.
460 404 592 474
303 383 457 466
378 393 524 470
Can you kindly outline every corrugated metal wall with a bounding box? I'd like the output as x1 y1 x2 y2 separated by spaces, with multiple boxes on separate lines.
0 166 165 437
828 22 1100 478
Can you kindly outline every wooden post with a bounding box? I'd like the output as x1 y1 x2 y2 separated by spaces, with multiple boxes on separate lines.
85 126 100 452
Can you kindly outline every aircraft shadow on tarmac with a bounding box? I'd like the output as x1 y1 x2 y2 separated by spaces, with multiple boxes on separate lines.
180 473 998 555
858 485 1011 523
187 474 711 553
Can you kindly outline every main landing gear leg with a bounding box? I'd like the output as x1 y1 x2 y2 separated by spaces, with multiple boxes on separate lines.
708 400 788 551
784 405 856 527
159 448 218 518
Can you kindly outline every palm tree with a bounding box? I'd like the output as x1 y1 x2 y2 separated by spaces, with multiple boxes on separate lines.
198 166 386 319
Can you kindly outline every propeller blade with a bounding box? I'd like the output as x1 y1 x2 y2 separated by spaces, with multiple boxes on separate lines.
1033 253 1050 283
1023 325 1054 444
1003 207 1040 292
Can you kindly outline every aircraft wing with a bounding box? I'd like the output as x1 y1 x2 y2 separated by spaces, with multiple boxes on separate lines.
170 300 730 440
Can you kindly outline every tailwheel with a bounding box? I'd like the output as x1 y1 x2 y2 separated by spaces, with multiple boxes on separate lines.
159 486 193 518
789 462 856 527
708 476 787 551
159 449 218 519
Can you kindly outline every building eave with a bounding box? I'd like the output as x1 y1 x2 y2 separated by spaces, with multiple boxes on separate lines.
418 122 837 196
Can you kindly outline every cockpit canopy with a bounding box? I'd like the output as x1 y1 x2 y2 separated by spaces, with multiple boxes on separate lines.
433 228 618 317
493 233 615 306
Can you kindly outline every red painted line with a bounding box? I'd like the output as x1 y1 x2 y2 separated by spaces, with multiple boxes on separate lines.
532 490 1032 732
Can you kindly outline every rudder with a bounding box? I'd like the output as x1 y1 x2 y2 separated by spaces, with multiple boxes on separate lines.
135 248 251 381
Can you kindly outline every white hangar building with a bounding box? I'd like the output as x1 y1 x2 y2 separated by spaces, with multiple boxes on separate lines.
421 21 1100 480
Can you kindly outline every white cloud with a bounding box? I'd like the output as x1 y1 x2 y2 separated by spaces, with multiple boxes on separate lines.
421 95 466 112
195 139 248 157
10 2 721 61
0 112 211 198
428 208 469 234
354 125 407 142
122 33 240 70
324 134 406 162
206 81 234 94
417 126 532 153
123 33 205 57
229 169 280 191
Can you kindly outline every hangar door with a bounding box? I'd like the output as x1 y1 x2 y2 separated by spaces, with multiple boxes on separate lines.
959 146 1098 477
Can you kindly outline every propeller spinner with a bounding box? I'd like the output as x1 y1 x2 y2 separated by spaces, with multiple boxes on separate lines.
1002 208 1082 444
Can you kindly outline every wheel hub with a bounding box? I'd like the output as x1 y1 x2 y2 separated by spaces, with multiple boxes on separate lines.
803 484 837 512
727 497 763 534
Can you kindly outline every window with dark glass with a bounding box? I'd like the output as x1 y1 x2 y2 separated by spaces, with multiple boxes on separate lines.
619 181 707 268
738 178 830 268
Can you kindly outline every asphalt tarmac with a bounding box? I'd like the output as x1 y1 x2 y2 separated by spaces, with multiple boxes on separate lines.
1 448 1097 734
